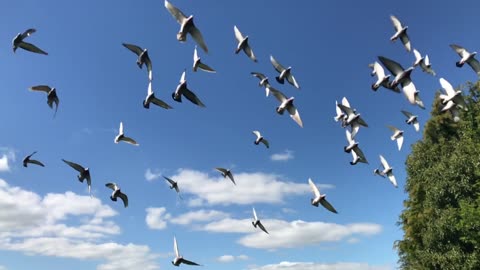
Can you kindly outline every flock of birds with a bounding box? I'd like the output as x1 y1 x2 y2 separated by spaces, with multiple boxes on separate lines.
10 1 479 267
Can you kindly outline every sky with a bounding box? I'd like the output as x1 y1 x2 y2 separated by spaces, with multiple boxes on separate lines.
0 0 479 269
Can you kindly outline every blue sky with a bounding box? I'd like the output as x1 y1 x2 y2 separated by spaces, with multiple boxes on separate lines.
0 0 478 269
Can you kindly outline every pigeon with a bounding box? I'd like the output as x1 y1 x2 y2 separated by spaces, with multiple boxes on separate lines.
122 43 153 81
22 151 45 167
252 130 269 148
269 88 303 128
401 110 420 132
337 103 368 139
193 46 215 73
234 25 257 62
164 176 181 194
270 55 300 89
105 182 128 208
114 122 139 146
368 62 400 92
390 15 411 52
172 70 206 107
165 0 208 53
12 28 48 55
450 44 480 75
345 130 368 165
252 207 269 234
438 78 468 111
413 49 436 76
251 72 273 97
378 56 425 109
441 100 461 122
334 97 351 123
308 178 338 213
373 155 397 188
172 236 201 266
62 159 92 196
29 85 60 117
387 125 404 151
215 167 236 185
144 80 173 109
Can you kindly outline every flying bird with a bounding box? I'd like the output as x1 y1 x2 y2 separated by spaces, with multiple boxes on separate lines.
172 70 206 107
450 44 480 76
164 176 181 194
373 155 397 188
165 0 208 53
29 85 60 117
252 130 269 148
12 28 48 55
172 236 201 266
401 110 420 132
387 125 404 151
62 159 92 196
334 97 351 123
215 167 236 185
105 182 128 208
337 103 368 138
345 130 368 165
144 80 173 109
234 25 257 62
22 151 45 167
270 55 300 89
438 77 468 111
390 15 411 52
122 43 153 81
251 72 273 97
114 122 139 146
368 62 400 92
413 49 436 76
193 46 215 73
270 88 303 128
252 207 269 234
308 178 338 213
441 100 462 122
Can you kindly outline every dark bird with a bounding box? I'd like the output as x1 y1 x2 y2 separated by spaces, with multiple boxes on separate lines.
29 85 59 117
122 43 153 81
172 70 206 107
22 151 45 167
105 182 128 208
215 167 236 185
62 159 92 197
12 28 48 55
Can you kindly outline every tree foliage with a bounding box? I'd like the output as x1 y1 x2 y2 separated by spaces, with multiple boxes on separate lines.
396 81 480 269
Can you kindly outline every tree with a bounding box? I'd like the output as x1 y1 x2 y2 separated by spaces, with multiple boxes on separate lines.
395 81 480 269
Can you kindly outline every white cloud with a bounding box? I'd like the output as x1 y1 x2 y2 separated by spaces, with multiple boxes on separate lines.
145 207 170 230
144 168 162 181
249 261 392 270
169 209 229 225
270 150 294 162
0 148 15 172
0 266 6 270
216 254 249 263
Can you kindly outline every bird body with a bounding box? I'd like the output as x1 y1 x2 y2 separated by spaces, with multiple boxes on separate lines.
105 183 128 207
308 178 338 213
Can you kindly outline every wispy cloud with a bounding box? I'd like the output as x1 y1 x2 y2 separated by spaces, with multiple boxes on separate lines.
145 207 170 230
145 208 229 230
0 148 16 172
216 254 249 263
144 168 162 181
249 261 392 270
270 150 294 162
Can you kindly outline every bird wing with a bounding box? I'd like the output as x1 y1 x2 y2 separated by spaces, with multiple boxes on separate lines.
397 135 404 151
151 97 173 109
353 146 368 164
252 130 261 138
18 42 48 55
388 174 398 188
21 28 36 39
105 182 117 191
164 0 188 24
29 85 51 93
413 49 422 63
233 25 244 43
270 55 286 73
424 54 431 66
287 105 303 128
257 221 269 234
413 120 420 132
400 34 411 52
180 258 201 266
261 139 270 148
345 129 354 145
356 116 368 127
320 198 338 214
287 74 300 89
197 61 216 73
215 167 227 174
308 178 321 198
337 104 354 117
244 44 257 62
29 159 45 167
270 88 287 103
189 26 208 54
173 236 180 257
390 15 402 32
227 171 236 185
118 191 129 207
401 79 417 105
467 58 480 75
147 81 154 95
378 56 404 76
252 207 258 220
401 110 413 118
86 174 92 196
62 159 85 173
121 136 139 146
122 43 143 56
450 44 467 58
182 87 206 107
341 96 351 108
379 155 390 170
387 125 399 133
373 62 386 78
251 72 266 80
118 122 124 135
163 176 176 186
439 77 456 97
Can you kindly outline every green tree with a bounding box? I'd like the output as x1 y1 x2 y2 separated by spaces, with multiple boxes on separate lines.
396 81 480 270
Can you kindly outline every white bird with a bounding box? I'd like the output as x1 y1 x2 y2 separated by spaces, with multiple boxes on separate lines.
144 80 173 109
22 151 45 167
270 88 303 128
439 78 468 111
308 178 338 213
251 72 273 97
172 236 201 266
165 0 208 53
373 155 397 188
29 85 60 118
122 43 153 81
450 44 480 75
62 159 92 196
192 46 215 73
337 103 368 139
345 130 368 165
390 15 411 52
12 28 48 55
401 110 420 132
334 97 351 123
441 100 461 122
387 125 404 151
215 167 236 185
172 70 206 107
270 55 300 89
114 122 139 146
252 130 269 148
369 61 400 92
105 182 128 208
252 207 269 234
413 48 436 76
234 25 257 62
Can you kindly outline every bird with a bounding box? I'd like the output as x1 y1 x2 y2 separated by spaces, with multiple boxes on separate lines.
378 56 425 109
165 0 208 53
450 44 480 75
269 88 303 128
401 110 420 132
29 85 60 118
164 176 181 194
215 167 236 185
334 97 351 123
373 155 397 188
251 72 273 97
441 100 461 122
387 125 404 151
234 25 257 62
22 151 45 167
390 15 411 52
12 28 48 55
308 178 338 213
438 78 468 111
252 130 269 148
172 236 201 266
105 183 128 208
413 48 436 76
62 159 92 196
192 46 215 73
337 103 368 139
270 55 300 89
172 70 206 107
252 207 269 234
368 62 400 92
114 122 139 146
122 43 153 81
345 130 368 165
144 80 173 110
